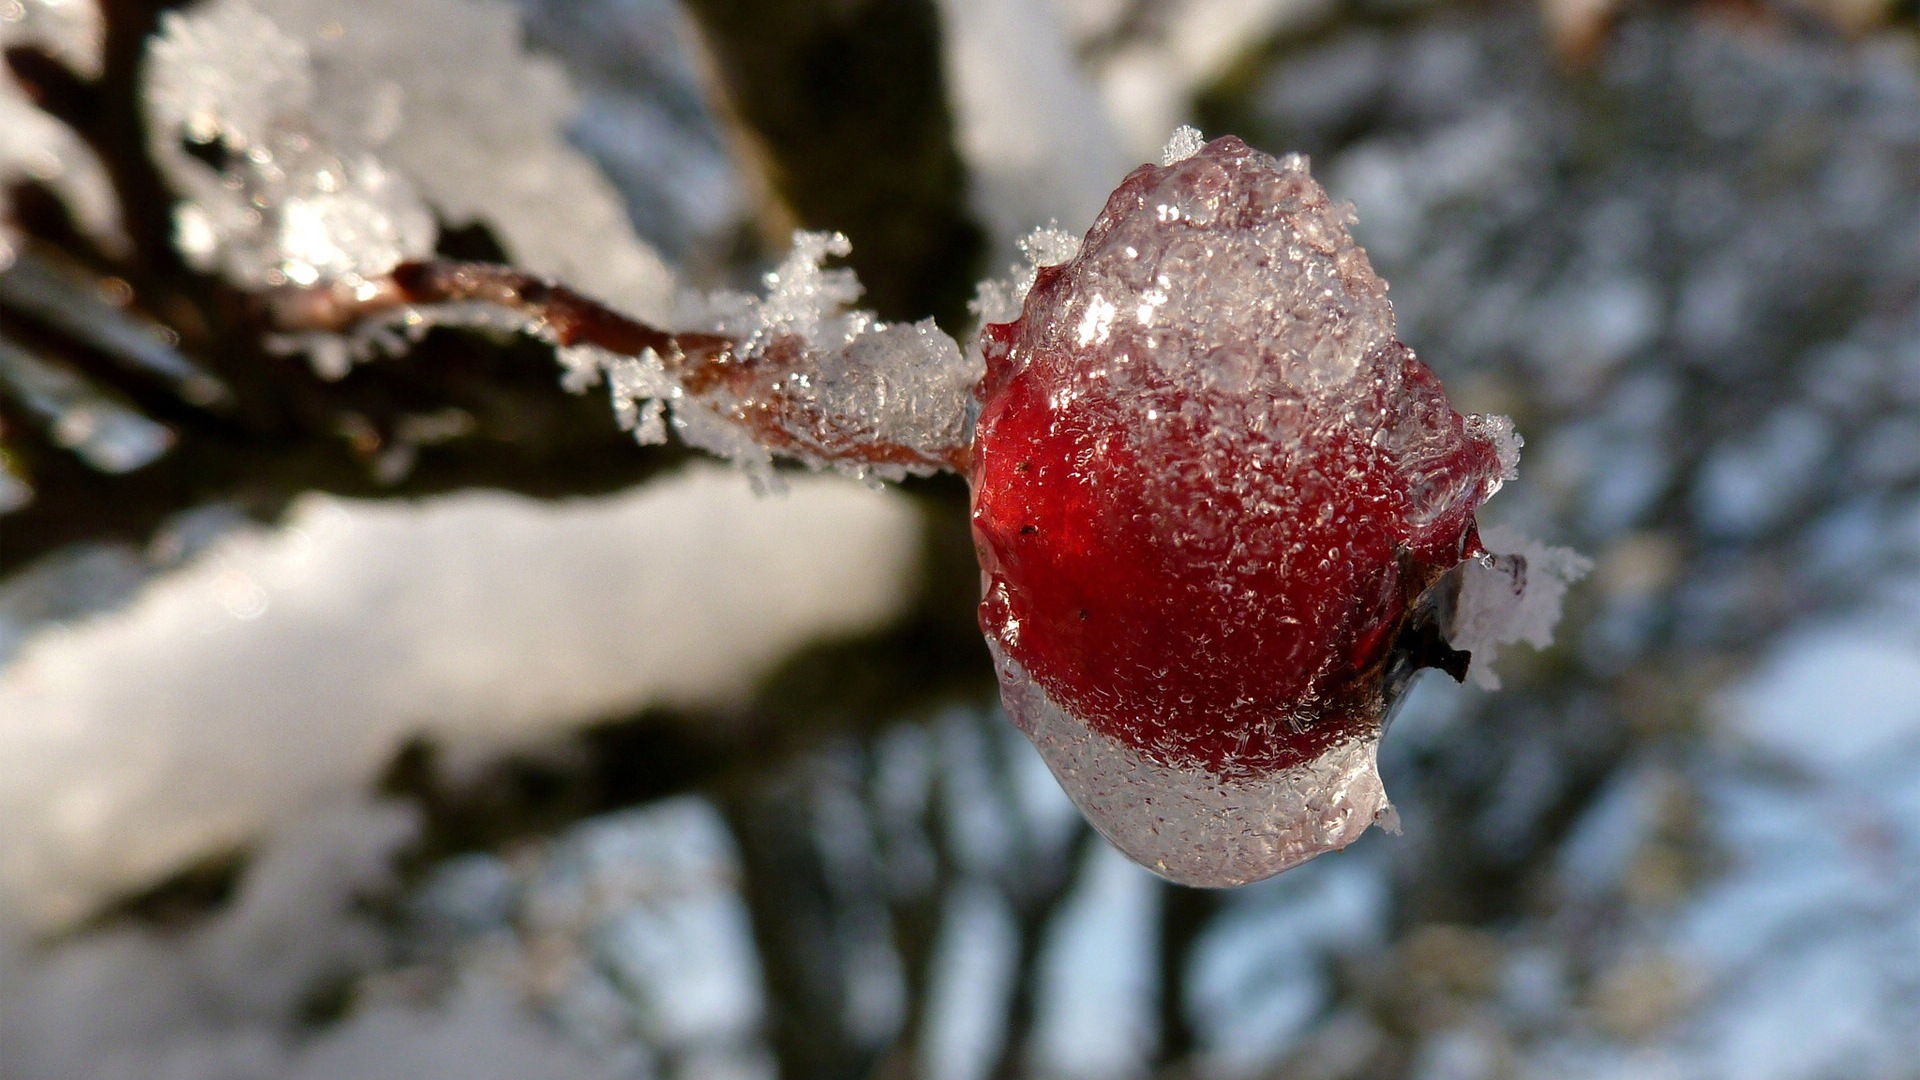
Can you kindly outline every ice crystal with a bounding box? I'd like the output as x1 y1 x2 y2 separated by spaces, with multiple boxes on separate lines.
1448 525 1593 690
969 224 1083 327
239 0 677 319
1161 124 1206 165
144 0 436 291
524 230 978 486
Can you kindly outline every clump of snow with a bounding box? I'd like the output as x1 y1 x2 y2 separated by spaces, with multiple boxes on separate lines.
144 0 436 290
968 224 1082 327
1161 124 1207 165
936 0 1133 258
143 0 679 370
0 465 921 930
549 231 980 486
0 0 121 264
0 0 103 78
1449 524 1593 689
0 796 639 1080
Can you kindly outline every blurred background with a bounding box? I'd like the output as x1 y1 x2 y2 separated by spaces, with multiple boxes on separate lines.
3 0 1920 1077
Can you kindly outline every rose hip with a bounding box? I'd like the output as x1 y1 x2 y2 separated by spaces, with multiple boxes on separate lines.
969 136 1512 887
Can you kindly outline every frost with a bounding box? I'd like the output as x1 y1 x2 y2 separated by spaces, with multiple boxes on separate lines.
969 224 1083 327
1161 123 1207 165
1449 524 1594 690
701 231 866 353
545 230 980 485
144 0 436 290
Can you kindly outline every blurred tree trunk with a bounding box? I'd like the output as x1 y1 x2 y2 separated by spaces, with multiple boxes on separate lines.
679 0 984 328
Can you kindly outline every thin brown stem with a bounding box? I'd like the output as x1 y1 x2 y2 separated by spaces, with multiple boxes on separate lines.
268 258 972 475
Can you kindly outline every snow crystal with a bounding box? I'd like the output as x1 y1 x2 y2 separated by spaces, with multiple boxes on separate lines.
969 224 1082 327
1161 123 1207 165
598 348 675 445
144 0 436 290
542 230 980 484
244 0 677 321
1449 524 1593 689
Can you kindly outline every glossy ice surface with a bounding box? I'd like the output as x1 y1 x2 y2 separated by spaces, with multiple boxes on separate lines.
970 136 1512 886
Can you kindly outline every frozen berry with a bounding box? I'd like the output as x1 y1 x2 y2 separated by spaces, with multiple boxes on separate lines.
969 136 1514 887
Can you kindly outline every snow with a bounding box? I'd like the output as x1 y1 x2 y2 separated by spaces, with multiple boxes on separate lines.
140 1 971 482
0 0 120 264
144 0 437 290
1160 124 1207 165
583 230 982 485
0 465 920 930
0 0 102 77
0 799 421 1080
969 224 1082 328
1449 524 1594 690
143 0 675 313
936 0 1133 257
245 0 676 319
0 796 657 1080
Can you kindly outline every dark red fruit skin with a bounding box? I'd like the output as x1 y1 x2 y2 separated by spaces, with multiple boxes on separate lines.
969 139 1503 780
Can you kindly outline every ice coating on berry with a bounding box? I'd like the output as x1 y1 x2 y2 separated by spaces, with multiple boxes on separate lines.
969 136 1511 886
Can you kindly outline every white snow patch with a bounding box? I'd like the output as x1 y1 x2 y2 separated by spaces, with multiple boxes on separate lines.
144 0 437 290
937 0 1132 254
0 465 921 930
1449 524 1592 689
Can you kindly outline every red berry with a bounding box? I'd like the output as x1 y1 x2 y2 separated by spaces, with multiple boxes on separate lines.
969 136 1510 886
